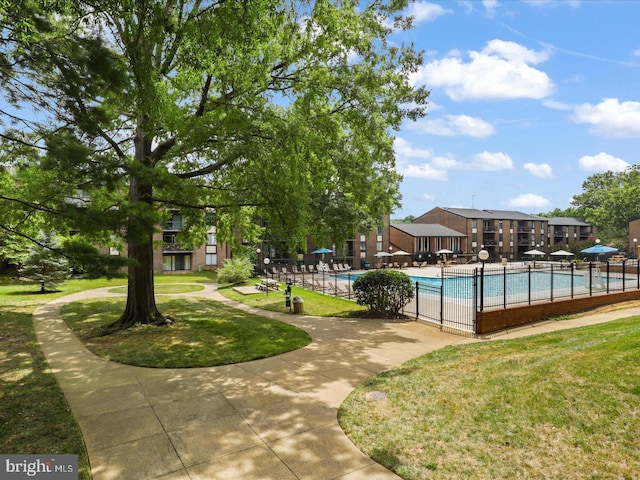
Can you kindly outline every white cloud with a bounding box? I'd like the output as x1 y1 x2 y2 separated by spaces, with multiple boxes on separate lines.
472 151 515 170
507 193 551 208
422 193 436 201
432 154 463 170
572 98 640 138
578 152 630 173
542 99 572 111
393 137 433 161
524 162 553 178
407 2 451 24
395 138 513 180
523 0 581 7
413 114 496 137
483 0 498 16
401 163 448 180
411 39 555 101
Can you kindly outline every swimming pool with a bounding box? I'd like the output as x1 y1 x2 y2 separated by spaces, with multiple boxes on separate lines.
338 269 624 300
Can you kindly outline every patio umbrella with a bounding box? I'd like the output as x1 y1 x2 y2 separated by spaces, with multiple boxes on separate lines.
311 247 334 264
436 248 454 254
311 247 334 254
392 250 411 256
374 251 393 257
581 244 618 254
524 249 545 256
550 250 574 257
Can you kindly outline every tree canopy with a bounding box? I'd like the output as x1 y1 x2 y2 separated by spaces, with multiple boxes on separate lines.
570 166 640 241
0 0 428 328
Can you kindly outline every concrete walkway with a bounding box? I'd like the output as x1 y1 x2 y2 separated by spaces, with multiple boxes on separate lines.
33 284 640 480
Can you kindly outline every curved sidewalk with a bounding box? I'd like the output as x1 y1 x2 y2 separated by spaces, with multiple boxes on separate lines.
33 285 640 480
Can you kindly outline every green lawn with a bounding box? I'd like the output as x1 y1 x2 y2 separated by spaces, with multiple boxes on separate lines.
339 316 640 480
219 280 368 317
61 296 311 367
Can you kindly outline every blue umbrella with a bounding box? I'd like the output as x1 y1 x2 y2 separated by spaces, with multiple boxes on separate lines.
311 247 334 254
581 244 618 254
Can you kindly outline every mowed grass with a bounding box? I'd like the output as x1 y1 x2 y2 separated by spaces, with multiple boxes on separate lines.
339 316 640 480
219 281 368 317
61 297 311 368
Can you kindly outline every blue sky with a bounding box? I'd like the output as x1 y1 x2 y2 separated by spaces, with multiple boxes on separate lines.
390 0 640 219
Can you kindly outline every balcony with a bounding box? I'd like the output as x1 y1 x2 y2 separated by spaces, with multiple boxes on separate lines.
163 243 193 253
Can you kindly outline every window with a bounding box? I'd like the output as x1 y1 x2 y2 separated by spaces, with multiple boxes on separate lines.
163 254 191 271
360 242 366 251
205 254 218 266
417 237 429 251
163 213 183 230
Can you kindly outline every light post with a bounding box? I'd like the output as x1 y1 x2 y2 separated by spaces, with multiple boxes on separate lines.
256 248 261 275
263 257 270 296
634 238 637 259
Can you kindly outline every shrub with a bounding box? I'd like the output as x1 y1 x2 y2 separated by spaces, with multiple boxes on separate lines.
352 270 414 316
216 257 254 285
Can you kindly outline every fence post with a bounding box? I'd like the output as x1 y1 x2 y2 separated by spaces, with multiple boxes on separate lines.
622 260 626 292
589 262 593 296
503 266 507 309
473 268 478 320
415 281 419 319
440 278 444 325
606 261 610 294
528 264 532 305
480 266 485 312
570 263 574 298
550 264 554 302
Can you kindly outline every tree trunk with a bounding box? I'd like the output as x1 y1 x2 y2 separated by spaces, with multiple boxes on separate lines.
111 121 172 329
113 230 169 329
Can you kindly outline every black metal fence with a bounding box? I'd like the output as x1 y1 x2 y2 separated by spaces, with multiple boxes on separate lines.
270 261 640 335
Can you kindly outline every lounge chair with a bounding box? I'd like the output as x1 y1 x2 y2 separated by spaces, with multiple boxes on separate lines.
328 282 350 298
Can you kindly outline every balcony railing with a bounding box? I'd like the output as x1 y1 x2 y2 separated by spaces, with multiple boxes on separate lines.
163 243 193 252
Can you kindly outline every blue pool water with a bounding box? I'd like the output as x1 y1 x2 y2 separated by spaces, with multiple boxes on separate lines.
338 270 620 299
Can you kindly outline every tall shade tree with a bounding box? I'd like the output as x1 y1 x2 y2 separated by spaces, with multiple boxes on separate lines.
0 0 428 329
571 166 640 241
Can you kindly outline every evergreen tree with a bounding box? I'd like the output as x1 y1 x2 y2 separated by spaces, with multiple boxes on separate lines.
18 232 70 292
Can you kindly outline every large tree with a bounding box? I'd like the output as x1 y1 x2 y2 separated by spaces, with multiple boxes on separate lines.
0 0 428 329
571 166 640 242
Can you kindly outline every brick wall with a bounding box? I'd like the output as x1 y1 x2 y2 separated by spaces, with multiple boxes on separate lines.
476 290 640 335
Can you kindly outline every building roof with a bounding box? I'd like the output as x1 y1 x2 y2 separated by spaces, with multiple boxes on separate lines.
440 207 546 221
391 223 466 237
547 216 591 226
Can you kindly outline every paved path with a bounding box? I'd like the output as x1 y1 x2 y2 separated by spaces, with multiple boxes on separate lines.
33 284 640 480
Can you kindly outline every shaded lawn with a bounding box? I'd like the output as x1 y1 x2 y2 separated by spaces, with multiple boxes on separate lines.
62 297 312 368
339 316 640 480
